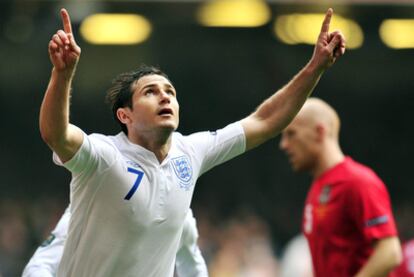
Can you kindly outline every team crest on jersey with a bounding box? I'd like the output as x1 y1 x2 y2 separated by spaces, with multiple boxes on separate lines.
319 185 331 204
171 156 193 190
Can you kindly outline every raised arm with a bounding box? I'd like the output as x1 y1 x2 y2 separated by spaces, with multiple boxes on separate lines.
39 8 83 162
354 237 402 277
241 8 346 151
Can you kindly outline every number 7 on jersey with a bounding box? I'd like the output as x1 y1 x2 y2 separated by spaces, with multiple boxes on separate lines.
124 167 144 200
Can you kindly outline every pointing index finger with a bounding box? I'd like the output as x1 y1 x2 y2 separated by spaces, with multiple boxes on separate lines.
320 8 333 33
60 8 73 34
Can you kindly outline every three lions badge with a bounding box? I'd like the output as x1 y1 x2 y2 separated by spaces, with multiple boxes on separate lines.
171 156 193 190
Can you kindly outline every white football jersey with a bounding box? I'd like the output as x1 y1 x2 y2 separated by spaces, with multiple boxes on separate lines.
22 208 208 277
54 122 244 277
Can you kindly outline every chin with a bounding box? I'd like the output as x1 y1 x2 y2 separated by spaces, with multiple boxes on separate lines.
291 163 306 172
161 118 178 128
159 123 178 132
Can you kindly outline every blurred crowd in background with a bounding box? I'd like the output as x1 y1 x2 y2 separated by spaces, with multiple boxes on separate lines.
1 195 413 276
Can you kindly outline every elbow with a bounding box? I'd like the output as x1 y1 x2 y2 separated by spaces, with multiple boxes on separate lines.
39 124 55 147
40 133 55 149
39 123 64 150
39 126 50 145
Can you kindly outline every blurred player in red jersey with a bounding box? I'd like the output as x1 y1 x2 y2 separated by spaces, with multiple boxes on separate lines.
280 98 402 277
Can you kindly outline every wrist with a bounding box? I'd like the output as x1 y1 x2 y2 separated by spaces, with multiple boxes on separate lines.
305 58 326 75
51 67 75 82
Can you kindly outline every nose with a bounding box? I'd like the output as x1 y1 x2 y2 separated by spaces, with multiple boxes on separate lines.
159 91 171 103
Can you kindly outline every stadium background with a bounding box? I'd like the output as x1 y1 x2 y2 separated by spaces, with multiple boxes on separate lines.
0 0 413 275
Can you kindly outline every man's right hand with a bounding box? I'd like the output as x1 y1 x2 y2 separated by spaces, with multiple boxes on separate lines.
48 8 81 76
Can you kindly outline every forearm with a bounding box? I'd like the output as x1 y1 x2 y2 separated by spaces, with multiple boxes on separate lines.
355 237 402 277
240 9 345 151
39 69 72 146
39 68 83 161
255 60 324 132
242 61 324 150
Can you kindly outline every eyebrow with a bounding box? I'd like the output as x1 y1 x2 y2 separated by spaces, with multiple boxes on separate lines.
142 83 175 90
140 83 177 94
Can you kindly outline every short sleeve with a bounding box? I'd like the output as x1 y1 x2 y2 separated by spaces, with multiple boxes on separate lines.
186 121 246 176
53 133 118 176
347 175 397 241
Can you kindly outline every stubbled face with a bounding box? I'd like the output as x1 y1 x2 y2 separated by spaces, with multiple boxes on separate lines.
279 116 318 173
126 74 179 134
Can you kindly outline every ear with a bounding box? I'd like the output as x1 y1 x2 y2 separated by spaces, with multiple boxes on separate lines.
116 107 132 125
315 124 326 142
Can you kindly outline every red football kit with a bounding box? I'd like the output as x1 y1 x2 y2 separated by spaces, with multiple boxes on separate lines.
303 157 397 277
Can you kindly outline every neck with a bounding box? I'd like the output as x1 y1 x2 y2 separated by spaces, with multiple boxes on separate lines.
128 129 173 163
311 141 345 179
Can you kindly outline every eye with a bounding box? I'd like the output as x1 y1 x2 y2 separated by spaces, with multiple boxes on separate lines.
166 89 175 96
285 130 295 138
145 89 154 95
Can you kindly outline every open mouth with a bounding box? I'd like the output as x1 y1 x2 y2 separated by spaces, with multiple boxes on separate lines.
158 108 173 116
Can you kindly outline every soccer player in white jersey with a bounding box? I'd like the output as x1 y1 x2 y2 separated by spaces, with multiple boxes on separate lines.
22 208 207 277
39 8 345 277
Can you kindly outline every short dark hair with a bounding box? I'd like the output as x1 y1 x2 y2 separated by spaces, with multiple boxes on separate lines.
105 65 170 135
